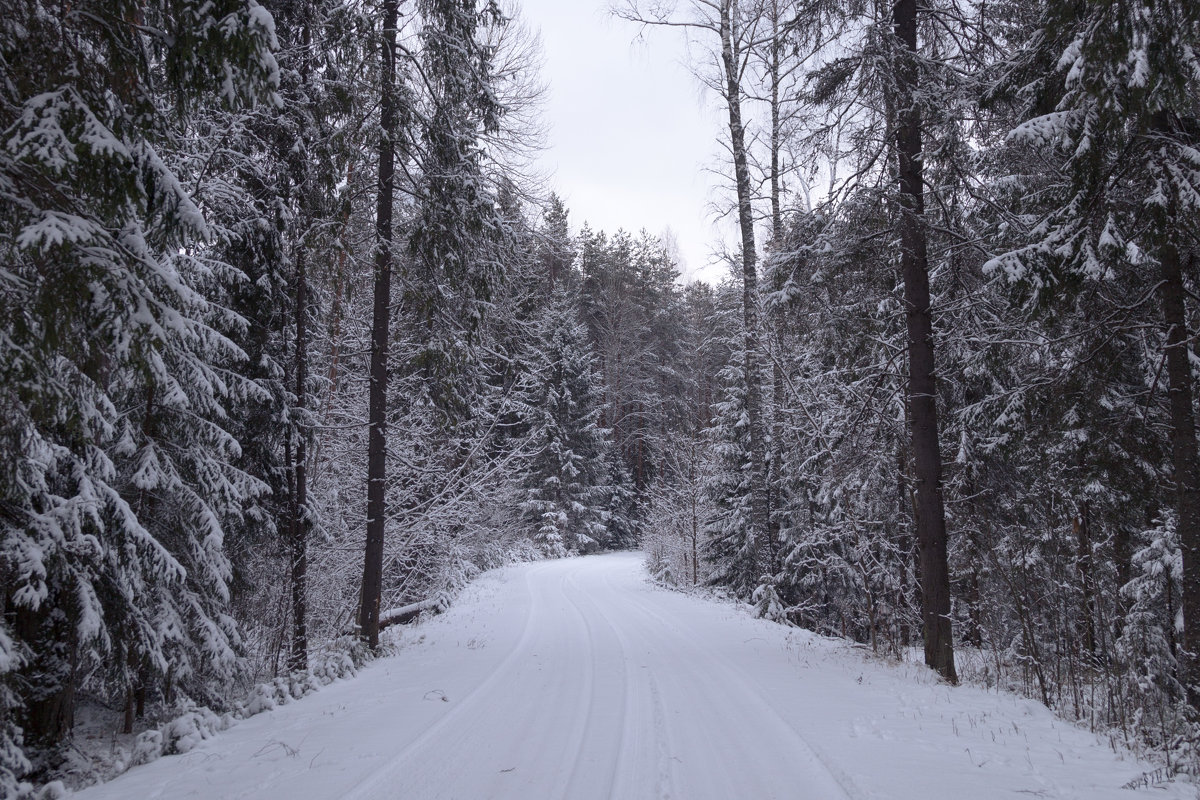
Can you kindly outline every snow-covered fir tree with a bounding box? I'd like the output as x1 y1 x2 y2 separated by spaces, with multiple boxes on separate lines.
703 346 761 596
0 0 278 787
518 289 610 556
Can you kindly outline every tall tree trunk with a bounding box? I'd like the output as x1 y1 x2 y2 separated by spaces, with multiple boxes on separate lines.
893 0 956 683
690 433 700 585
767 0 785 571
1074 500 1096 657
289 247 310 671
359 0 398 650
122 687 135 735
1156 206 1200 704
768 0 782 243
719 0 770 567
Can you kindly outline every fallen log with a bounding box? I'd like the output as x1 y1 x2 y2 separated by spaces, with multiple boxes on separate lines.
377 597 443 631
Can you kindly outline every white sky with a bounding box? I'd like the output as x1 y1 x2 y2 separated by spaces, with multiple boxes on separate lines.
515 0 734 284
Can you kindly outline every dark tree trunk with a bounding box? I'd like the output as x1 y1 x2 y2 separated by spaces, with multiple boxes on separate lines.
719 0 770 567
893 0 956 683
690 434 700 585
120 651 139 734
289 247 310 672
123 688 135 735
359 0 399 651
897 445 915 647
1156 214 1200 704
1115 522 1134 598
1074 501 1096 656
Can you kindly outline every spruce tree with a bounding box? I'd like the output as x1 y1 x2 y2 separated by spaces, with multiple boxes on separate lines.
986 0 1200 700
0 0 278 780
519 290 609 556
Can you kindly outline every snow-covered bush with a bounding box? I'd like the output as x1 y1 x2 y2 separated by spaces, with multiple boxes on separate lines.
642 454 714 589
162 707 231 756
130 731 164 768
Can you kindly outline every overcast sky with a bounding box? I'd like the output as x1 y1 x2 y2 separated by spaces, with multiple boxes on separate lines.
514 0 733 284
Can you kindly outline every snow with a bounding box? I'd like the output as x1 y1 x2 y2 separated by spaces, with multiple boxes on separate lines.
1007 111 1074 149
16 212 103 251
74 553 1190 799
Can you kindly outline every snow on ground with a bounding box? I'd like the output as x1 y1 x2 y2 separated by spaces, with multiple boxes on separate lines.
74 552 1191 799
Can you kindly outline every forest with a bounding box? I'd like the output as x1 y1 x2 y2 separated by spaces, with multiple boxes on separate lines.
2 0 1200 794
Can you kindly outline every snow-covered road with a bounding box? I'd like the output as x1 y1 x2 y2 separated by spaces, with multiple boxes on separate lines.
76 553 1190 799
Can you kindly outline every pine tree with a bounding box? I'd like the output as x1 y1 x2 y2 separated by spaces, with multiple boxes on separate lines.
1117 513 1187 744
890 0 956 685
406 0 507 416
196 0 362 676
359 0 512 646
538 193 575 293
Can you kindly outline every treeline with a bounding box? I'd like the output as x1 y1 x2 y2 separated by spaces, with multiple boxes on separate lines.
629 0 1200 763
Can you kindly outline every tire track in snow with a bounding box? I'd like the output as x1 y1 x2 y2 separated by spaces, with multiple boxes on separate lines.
561 565 678 800
546 567 600 799
337 555 865 800
594 570 745 800
582 578 679 800
646 672 677 800
602 566 869 800
338 562 549 800
71 554 1197 800
604 568 753 800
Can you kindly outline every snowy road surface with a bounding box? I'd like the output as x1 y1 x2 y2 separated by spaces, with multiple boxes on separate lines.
77 553 1190 799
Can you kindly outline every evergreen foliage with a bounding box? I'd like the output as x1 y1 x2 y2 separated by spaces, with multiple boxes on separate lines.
518 289 609 556
0 0 279 787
